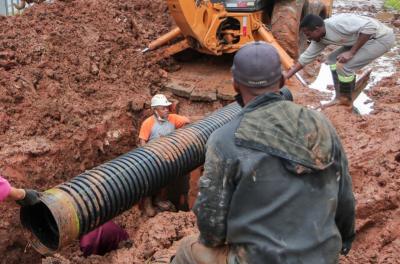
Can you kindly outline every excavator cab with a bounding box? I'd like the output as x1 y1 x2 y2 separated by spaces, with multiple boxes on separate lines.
221 0 268 12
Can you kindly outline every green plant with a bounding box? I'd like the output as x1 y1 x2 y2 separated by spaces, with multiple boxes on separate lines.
384 0 400 10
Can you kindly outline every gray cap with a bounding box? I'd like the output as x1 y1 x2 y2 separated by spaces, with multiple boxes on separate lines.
232 41 282 88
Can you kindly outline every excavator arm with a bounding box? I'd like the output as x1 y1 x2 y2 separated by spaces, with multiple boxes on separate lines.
143 0 332 86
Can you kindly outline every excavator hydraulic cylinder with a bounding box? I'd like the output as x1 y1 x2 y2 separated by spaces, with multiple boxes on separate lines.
143 27 182 52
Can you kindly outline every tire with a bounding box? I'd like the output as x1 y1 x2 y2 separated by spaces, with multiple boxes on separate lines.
271 0 306 60
306 1 328 19
299 1 329 53
271 0 329 59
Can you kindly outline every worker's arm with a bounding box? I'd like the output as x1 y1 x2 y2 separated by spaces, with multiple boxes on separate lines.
169 114 190 129
337 33 371 63
284 62 304 80
285 41 326 79
193 139 237 247
335 143 356 256
139 139 147 147
138 117 154 145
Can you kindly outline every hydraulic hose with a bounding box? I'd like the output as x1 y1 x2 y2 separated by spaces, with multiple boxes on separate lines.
20 103 242 254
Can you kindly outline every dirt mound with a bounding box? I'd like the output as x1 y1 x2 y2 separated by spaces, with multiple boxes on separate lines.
0 0 172 154
0 0 174 262
330 73 400 264
42 209 198 264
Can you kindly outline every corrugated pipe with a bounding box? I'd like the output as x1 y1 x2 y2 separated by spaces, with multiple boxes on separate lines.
20 102 242 254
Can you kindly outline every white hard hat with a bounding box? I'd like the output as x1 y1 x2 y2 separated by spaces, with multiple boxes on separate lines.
151 94 172 107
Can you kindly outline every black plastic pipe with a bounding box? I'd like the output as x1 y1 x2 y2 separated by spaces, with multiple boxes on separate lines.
20 102 242 254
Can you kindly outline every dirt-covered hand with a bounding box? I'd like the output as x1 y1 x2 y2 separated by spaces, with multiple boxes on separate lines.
17 189 41 207
337 51 354 63
282 71 289 81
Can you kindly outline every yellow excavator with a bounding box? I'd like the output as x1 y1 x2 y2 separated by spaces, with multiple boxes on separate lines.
143 0 333 87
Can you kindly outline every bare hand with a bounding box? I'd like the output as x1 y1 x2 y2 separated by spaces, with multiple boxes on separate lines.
282 71 289 81
337 51 354 63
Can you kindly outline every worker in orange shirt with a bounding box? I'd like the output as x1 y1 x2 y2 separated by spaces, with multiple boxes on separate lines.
138 94 190 217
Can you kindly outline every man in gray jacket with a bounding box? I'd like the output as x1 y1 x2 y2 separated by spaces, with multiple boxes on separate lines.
285 13 395 106
171 42 356 264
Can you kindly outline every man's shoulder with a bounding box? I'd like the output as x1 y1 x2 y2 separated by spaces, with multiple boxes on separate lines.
168 113 187 119
237 101 340 169
326 13 351 22
141 115 155 129
168 114 189 122
247 100 333 137
284 101 331 126
142 115 155 124
325 13 361 26
207 116 240 151
168 114 190 128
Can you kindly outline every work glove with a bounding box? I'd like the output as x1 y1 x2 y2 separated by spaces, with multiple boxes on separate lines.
341 240 353 256
17 189 41 207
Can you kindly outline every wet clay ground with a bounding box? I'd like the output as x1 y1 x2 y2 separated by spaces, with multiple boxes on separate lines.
0 0 399 263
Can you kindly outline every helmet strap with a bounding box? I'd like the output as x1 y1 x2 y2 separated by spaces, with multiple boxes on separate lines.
154 111 167 122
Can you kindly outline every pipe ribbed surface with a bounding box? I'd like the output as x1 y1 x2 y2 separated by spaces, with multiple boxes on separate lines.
20 102 241 254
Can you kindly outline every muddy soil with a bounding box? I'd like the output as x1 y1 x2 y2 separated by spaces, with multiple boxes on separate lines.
298 2 400 262
0 0 174 263
0 0 399 263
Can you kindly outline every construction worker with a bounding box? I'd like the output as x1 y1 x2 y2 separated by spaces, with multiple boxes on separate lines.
79 221 129 257
0 175 39 205
138 94 190 217
171 42 355 263
285 13 395 106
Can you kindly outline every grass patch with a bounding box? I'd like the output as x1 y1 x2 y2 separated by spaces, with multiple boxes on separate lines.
384 0 400 10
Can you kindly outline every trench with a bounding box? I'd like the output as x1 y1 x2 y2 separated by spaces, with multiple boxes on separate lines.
0 94 224 263
0 0 399 263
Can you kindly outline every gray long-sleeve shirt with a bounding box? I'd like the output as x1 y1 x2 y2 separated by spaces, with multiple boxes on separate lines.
298 13 393 65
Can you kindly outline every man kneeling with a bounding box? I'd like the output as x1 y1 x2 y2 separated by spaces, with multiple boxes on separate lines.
172 42 356 264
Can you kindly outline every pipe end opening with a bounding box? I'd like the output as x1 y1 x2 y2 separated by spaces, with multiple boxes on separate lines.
20 202 60 251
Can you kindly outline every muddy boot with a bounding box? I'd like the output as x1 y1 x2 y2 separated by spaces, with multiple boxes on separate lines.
330 64 340 96
337 74 356 106
143 197 156 217
321 73 354 109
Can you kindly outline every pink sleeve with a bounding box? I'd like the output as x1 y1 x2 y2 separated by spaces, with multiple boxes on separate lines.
0 176 11 202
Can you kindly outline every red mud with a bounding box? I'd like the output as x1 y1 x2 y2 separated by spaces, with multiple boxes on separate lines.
0 0 173 262
0 0 399 263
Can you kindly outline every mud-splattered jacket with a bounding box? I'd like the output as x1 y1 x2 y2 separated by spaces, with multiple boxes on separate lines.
193 93 356 264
